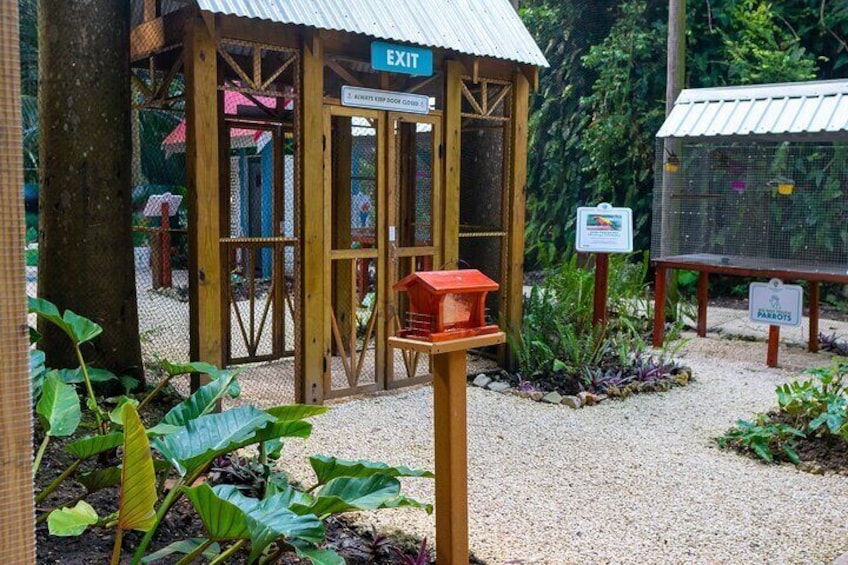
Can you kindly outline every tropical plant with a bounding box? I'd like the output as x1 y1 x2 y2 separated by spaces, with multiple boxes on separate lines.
510 253 687 396
718 413 805 464
30 298 434 564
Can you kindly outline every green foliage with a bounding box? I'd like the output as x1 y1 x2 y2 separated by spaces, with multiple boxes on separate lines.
718 413 804 464
30 299 433 565
722 361 848 465
723 0 818 84
522 0 848 266
511 253 686 394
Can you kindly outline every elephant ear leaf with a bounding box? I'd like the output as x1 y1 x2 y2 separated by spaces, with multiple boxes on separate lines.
47 500 99 537
117 403 157 532
37 372 81 437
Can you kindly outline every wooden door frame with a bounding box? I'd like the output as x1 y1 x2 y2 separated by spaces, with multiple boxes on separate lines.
322 104 386 399
385 111 443 388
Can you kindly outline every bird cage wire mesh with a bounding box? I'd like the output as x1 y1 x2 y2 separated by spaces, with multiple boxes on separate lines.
129 29 302 406
651 140 848 271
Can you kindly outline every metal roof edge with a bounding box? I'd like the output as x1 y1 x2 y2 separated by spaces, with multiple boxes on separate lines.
675 79 848 104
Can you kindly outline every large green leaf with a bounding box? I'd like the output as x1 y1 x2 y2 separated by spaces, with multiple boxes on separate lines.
151 406 277 476
66 432 123 459
290 475 431 516
141 539 220 564
109 396 140 426
161 360 222 378
36 372 81 437
266 405 330 421
182 484 252 540
212 485 325 563
47 500 98 537
291 541 345 565
309 455 434 484
28 297 102 345
30 349 46 403
77 466 122 493
158 373 240 428
117 404 157 532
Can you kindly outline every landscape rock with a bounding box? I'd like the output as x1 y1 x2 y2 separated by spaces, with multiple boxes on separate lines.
472 374 492 388
541 391 562 404
578 391 601 406
488 381 511 393
561 395 582 409
529 391 544 402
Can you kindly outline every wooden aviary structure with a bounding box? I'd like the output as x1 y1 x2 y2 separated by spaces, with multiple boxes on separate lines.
129 0 547 403
652 80 848 352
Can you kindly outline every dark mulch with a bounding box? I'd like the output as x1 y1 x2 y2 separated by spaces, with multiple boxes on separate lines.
771 411 848 476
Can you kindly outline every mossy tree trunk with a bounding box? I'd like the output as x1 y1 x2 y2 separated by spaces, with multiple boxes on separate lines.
37 0 143 384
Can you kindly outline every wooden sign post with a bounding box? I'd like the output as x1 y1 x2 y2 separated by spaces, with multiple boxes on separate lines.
389 332 505 565
749 279 803 368
143 193 182 289
576 203 633 327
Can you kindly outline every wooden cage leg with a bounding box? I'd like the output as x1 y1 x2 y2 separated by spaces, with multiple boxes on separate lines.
696 271 708 337
809 282 820 353
653 265 667 347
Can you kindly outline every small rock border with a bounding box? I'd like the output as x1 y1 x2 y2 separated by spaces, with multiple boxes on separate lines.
468 368 693 409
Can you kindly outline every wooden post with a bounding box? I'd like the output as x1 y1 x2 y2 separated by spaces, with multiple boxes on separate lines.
653 265 667 347
0 1 36 559
442 60 463 270
767 325 780 367
331 116 353 353
184 14 223 383
161 201 172 288
592 253 610 327
809 281 820 353
506 70 530 364
299 32 325 404
696 271 708 337
432 349 469 565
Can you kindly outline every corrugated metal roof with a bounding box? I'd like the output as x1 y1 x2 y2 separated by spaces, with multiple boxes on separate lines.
657 80 848 139
195 0 548 67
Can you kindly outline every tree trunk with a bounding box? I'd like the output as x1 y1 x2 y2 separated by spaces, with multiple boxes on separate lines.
38 0 143 383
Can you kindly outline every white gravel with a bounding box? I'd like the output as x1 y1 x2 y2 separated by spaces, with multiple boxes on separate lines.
279 333 848 564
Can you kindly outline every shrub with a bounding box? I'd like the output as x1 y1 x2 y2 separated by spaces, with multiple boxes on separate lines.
510 253 687 395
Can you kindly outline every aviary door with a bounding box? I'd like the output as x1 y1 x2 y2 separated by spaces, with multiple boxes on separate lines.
386 112 442 388
324 106 386 399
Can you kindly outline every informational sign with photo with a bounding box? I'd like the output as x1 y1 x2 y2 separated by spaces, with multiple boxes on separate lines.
749 279 803 327
575 203 633 253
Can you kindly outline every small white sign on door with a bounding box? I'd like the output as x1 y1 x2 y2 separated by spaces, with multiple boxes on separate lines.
575 203 633 253
749 279 803 327
341 86 430 115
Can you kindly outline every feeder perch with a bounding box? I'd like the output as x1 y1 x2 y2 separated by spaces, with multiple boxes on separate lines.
393 269 500 342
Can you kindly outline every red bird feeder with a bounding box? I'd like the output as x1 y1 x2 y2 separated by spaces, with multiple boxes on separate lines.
393 269 500 342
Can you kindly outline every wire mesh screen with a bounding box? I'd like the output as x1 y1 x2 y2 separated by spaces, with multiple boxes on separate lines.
131 93 192 390
327 113 380 397
0 1 36 559
652 140 848 275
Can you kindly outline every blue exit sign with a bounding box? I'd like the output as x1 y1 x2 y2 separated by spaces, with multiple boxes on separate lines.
371 41 433 76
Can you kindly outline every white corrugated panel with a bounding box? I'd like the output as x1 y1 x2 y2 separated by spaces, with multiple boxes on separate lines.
657 80 848 139
196 0 548 67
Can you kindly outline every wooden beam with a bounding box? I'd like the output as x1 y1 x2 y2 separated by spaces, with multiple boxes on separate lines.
331 117 354 355
442 60 464 269
505 70 529 366
130 7 189 62
143 0 159 22
299 33 326 404
0 0 36 559
185 13 224 381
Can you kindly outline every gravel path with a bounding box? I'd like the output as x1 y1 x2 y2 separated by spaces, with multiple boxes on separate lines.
280 333 848 564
